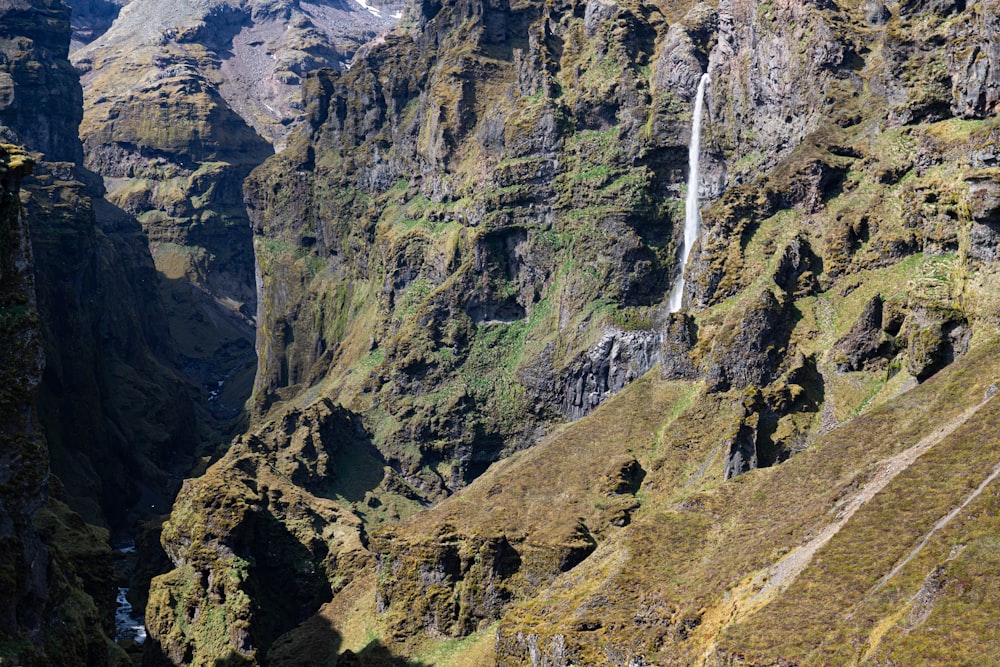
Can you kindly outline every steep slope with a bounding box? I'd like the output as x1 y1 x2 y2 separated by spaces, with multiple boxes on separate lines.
0 0 208 534
351 338 1000 665
148 0 1000 662
488 337 1000 665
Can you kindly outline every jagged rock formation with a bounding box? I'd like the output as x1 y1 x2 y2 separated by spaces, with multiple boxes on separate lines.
832 294 889 372
67 0 130 49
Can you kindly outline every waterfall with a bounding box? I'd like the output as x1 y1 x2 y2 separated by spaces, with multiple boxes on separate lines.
668 73 710 313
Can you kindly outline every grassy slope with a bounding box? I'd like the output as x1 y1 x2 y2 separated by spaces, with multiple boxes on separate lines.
423 338 1000 666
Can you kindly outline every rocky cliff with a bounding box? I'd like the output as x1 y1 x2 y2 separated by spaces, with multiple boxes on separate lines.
43 0 1000 662
0 141 131 667
0 142 48 663
242 0 702 502
0 0 210 535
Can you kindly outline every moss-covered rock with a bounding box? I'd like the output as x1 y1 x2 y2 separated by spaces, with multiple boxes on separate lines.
147 400 371 665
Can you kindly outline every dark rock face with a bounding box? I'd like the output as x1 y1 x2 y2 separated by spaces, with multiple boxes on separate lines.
23 161 200 529
0 0 203 532
0 0 84 165
833 295 886 372
703 289 791 392
652 3 717 102
0 145 47 650
659 313 697 380
66 0 130 48
880 0 999 124
709 0 847 181
0 145 128 667
773 235 820 296
967 172 1000 262
560 329 661 420
723 411 759 480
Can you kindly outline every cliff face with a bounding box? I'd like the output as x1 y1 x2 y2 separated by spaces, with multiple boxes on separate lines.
0 142 131 667
0 0 85 165
141 0 1000 662
0 1 228 661
0 0 205 533
243 0 700 500
0 144 47 659
145 400 372 665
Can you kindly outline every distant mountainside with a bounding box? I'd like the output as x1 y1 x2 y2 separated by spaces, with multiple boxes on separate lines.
68 0 406 432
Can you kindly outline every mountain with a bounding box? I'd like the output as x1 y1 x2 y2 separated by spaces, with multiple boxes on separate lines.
2 0 1000 663
67 0 406 420
141 0 1000 663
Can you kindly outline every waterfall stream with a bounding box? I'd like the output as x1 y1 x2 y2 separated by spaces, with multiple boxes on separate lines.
115 587 147 644
668 73 710 313
113 541 147 644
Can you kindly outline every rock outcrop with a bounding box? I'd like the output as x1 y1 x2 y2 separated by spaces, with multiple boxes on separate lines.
146 400 370 665
833 294 888 372
558 329 662 420
703 289 792 392
659 313 698 380
67 0 130 49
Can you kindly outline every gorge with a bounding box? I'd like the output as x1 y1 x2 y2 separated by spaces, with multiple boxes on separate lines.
2 0 1000 664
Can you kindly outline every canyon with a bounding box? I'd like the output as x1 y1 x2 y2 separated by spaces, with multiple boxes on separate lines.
1 0 1000 664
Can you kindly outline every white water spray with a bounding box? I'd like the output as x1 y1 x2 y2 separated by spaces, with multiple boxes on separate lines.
668 73 710 313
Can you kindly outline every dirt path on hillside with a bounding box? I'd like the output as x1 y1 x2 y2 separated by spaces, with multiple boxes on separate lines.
695 393 995 665
755 397 990 605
